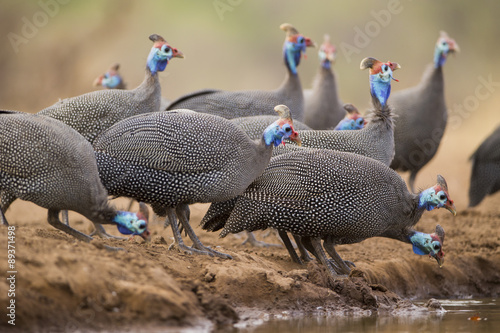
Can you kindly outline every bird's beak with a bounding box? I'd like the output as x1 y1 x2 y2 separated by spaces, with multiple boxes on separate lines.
444 202 457 216
140 230 151 242
305 38 316 48
93 75 103 87
290 131 302 146
449 40 460 53
173 49 184 59
432 253 445 268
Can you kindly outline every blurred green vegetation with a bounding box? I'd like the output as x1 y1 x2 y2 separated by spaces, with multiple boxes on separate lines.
0 0 499 123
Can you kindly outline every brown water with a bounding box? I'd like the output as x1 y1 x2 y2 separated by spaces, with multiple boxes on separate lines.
230 299 499 333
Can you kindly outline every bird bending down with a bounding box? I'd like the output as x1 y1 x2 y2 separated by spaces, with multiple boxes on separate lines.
93 63 127 89
390 31 459 191
167 23 315 121
204 148 455 280
93 105 301 258
0 111 150 245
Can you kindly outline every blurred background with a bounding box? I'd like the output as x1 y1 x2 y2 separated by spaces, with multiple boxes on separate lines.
1 0 499 207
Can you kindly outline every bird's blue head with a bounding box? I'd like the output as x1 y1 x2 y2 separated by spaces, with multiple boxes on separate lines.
94 63 124 89
360 57 400 107
434 31 459 68
418 175 456 215
281 23 315 75
318 34 336 70
113 203 150 240
335 103 366 130
263 105 302 147
147 34 184 75
409 225 446 267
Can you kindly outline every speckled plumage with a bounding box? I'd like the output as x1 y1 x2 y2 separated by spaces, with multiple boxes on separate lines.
303 35 345 129
204 149 453 276
274 93 395 165
0 111 148 241
166 24 314 121
390 32 458 191
469 125 500 207
39 34 182 144
93 108 299 257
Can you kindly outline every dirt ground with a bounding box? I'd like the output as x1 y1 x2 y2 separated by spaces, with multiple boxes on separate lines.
1 116 500 332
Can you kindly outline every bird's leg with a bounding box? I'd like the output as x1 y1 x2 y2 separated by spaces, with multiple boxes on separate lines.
301 236 338 273
90 224 127 240
61 210 70 226
309 236 347 280
292 234 314 263
278 230 303 265
323 237 352 275
165 207 213 257
47 209 93 242
175 204 232 259
0 207 8 226
0 192 16 226
241 230 282 248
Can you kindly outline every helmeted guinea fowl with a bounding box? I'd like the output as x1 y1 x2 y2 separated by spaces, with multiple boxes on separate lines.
334 103 366 130
468 125 500 207
303 34 345 130
0 111 150 243
166 23 314 121
204 149 455 279
390 31 459 191
93 105 301 258
39 34 183 144
94 63 127 90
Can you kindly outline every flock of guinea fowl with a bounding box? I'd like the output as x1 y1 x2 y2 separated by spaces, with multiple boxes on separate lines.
1 22 498 280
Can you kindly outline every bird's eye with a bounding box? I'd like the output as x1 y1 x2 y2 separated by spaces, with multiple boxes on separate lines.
439 194 446 201
383 65 388 71
433 243 441 251
442 41 447 46
162 45 171 53
357 118 364 124
285 126 291 132
297 36 304 43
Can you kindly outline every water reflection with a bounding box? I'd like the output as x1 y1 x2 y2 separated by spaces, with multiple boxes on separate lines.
231 299 499 333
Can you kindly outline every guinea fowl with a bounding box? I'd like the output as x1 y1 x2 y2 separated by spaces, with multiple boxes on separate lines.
205 149 455 279
93 105 301 258
166 23 314 121
334 103 365 130
469 125 500 207
0 111 150 243
93 63 127 89
390 31 459 191
39 34 183 144
303 34 345 130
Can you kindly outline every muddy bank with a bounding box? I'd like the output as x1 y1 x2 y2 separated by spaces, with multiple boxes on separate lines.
1 196 499 332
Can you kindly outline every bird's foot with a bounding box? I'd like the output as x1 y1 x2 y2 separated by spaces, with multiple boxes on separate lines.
241 232 281 248
168 242 216 257
91 224 127 240
192 243 232 259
